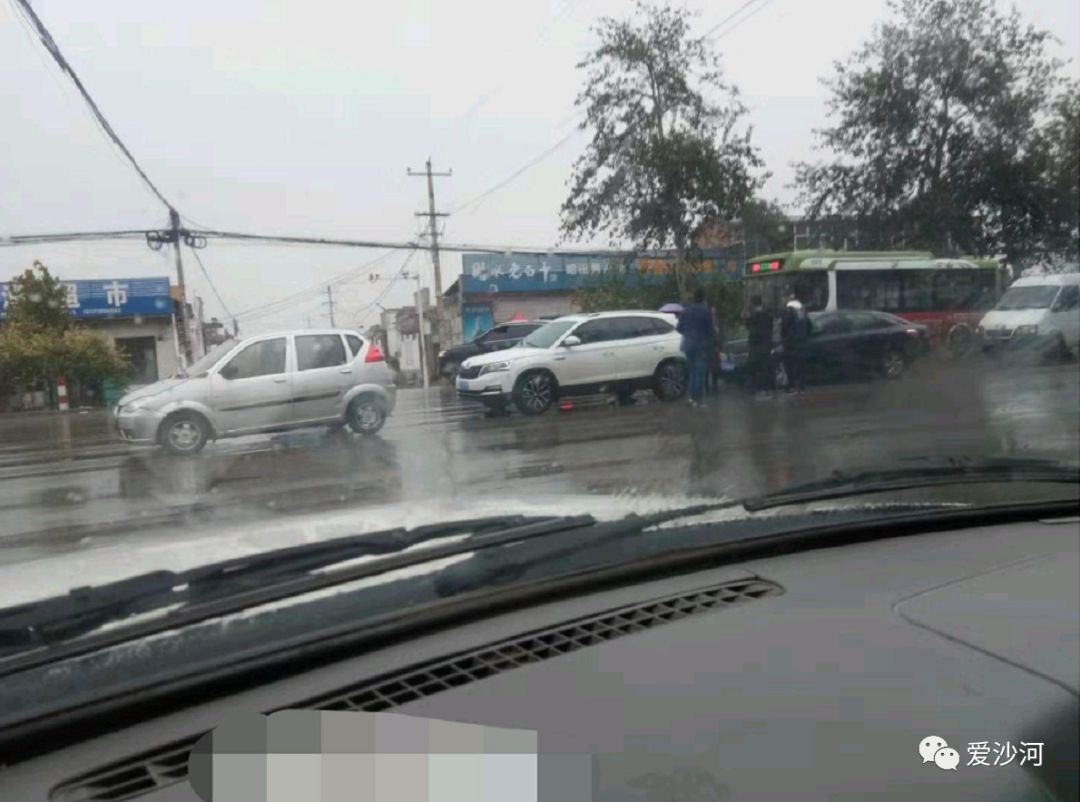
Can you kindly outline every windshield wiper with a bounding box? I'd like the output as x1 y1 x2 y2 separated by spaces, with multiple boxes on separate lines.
743 456 1079 512
0 514 587 660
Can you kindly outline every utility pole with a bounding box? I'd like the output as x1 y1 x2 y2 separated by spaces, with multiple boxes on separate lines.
323 285 336 327
169 208 192 366
407 158 452 298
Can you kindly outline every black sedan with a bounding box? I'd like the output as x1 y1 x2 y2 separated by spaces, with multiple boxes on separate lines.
722 310 930 387
437 320 544 378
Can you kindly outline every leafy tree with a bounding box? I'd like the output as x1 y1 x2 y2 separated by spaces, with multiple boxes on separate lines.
1040 82 1079 265
574 267 744 335
741 198 794 256
794 0 1067 264
0 261 130 407
561 1 763 297
2 261 72 331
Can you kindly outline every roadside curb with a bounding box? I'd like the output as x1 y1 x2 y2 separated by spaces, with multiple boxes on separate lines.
0 408 108 420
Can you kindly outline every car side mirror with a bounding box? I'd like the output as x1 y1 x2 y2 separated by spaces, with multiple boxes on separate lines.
562 335 582 347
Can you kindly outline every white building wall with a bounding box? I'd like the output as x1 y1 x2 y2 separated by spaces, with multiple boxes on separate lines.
87 317 179 381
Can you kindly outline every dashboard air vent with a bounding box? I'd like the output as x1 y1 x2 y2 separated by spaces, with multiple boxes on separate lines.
50 577 782 801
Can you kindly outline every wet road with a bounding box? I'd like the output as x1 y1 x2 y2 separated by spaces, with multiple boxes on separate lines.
0 360 1077 556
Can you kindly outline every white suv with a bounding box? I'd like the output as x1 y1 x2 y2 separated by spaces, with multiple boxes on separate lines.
456 311 688 415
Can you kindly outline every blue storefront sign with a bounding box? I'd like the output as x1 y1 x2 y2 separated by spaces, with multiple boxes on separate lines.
0 276 173 320
460 250 743 294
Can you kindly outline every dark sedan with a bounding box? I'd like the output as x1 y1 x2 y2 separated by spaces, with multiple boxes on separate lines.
722 310 930 387
437 321 544 378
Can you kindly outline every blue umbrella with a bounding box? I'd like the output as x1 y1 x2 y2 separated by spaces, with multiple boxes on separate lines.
659 303 683 314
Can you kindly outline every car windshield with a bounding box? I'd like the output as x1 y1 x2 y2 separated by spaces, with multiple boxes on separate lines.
177 338 237 377
0 0 1077 736
522 320 577 348
994 285 1060 310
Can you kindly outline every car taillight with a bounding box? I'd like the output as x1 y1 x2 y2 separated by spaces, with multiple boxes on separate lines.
365 343 385 362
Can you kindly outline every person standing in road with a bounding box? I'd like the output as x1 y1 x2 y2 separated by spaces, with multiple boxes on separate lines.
677 287 715 407
779 290 810 394
745 295 774 398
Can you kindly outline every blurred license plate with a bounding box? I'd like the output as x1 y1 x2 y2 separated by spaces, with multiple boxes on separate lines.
456 378 471 391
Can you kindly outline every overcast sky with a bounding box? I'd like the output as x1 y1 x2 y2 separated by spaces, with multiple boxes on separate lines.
2 0 1077 334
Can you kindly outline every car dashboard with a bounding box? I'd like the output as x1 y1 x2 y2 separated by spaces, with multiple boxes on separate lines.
2 515 1077 801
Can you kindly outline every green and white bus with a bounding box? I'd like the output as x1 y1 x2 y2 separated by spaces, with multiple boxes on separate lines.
744 250 1002 353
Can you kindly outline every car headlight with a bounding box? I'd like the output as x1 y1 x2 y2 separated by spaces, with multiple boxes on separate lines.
1015 325 1039 335
479 361 513 375
438 350 447 359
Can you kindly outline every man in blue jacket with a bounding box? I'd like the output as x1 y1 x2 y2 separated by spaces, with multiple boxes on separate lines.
676 287 715 406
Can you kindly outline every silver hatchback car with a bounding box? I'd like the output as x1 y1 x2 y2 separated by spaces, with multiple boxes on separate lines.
113 329 397 455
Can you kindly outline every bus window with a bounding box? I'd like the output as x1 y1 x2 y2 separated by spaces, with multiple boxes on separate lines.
933 271 997 311
836 271 902 311
902 270 935 312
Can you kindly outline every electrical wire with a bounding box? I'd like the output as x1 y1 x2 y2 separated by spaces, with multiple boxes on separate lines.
10 0 175 212
0 229 162 246
702 0 763 38
450 128 582 216
354 249 419 325
708 0 775 41
187 245 235 325
232 249 402 322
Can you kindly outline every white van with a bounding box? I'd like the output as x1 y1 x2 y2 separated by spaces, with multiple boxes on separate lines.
978 272 1080 359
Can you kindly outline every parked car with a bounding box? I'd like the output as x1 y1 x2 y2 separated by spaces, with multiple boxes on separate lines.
437 321 545 378
113 330 396 455
978 272 1080 361
456 311 687 415
722 310 930 387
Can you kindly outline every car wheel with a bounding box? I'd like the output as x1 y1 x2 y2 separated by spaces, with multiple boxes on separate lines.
441 360 461 381
160 412 209 456
882 349 906 379
347 395 386 435
513 371 556 415
653 360 688 401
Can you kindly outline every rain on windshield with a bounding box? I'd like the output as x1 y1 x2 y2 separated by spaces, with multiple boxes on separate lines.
0 0 1077 613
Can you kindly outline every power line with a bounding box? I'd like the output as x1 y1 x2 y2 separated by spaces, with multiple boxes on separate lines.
450 128 582 216
232 249 400 322
187 245 235 326
357 250 419 324
702 0 763 39
708 0 775 41
3 226 628 259
10 0 175 212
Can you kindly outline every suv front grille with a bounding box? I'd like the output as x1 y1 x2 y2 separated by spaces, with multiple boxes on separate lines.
456 365 482 380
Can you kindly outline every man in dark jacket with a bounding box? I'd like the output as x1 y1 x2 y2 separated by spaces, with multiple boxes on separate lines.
676 288 714 406
745 295 774 397
779 291 811 393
